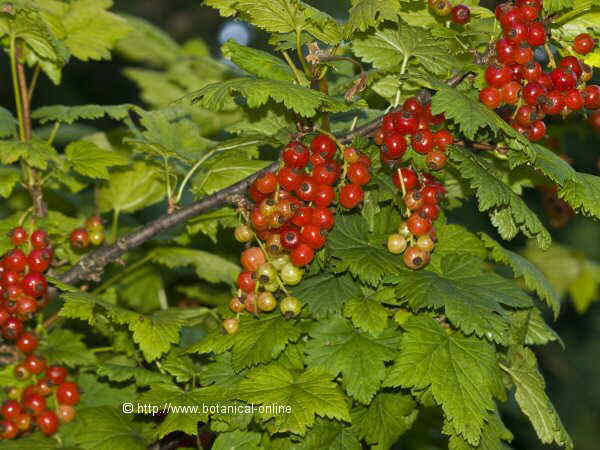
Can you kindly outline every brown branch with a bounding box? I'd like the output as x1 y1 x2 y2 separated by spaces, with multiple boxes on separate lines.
56 72 471 287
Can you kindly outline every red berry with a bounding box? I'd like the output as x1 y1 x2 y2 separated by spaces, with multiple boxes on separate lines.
527 120 546 141
574 33 595 55
15 413 31 432
313 184 335 207
56 381 80 406
70 228 90 249
23 393 46 416
45 365 68 385
392 168 418 191
237 271 256 293
584 85 600 109
426 150 447 170
559 56 582 78
343 147 359 163
479 87 501 109
339 183 364 209
296 177 317 202
522 61 542 82
24 354 46 375
514 44 533 64
504 22 527 45
250 209 268 231
395 111 419 135
311 207 334 230
499 6 524 28
433 129 453 151
282 141 309 169
402 97 423 115
1 400 21 422
564 88 584 110
419 203 440 220
382 132 407 159
0 420 18 439
411 130 434 154
57 405 76 424
407 213 433 236
311 134 336 159
30 229 49 249
36 410 59 436
347 163 371 186
496 38 517 64
5 249 27 272
36 378 53 397
589 111 600 132
22 272 47 298
312 162 340 186
450 4 470 24
290 243 314 267
404 190 424 210
255 172 277 194
240 247 265 272
521 5 540 21
501 81 522 104
527 21 546 46
551 67 577 91
300 225 326 250
281 229 300 249
291 206 313 227
2 269 20 285
522 82 547 105
542 90 565 115
2 316 24 340
27 249 50 273
248 184 267 203
0 308 9 327
9 227 27 246
485 64 512 88
508 62 524 82
381 113 397 133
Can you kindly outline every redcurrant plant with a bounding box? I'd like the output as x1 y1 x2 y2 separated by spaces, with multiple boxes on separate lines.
0 0 599 449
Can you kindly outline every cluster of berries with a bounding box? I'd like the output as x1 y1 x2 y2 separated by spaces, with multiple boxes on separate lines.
223 134 373 334
1 356 80 439
428 0 471 25
374 96 451 270
0 227 80 439
1 228 52 339
69 216 105 250
479 0 600 141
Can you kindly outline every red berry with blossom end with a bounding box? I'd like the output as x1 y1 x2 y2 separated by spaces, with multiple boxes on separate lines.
485 64 511 88
282 141 309 169
499 6 524 28
237 271 256 293
564 89 584 110
313 184 335 207
559 56 582 78
1 400 21 422
277 167 302 192
419 203 440 221
57 381 80 406
504 22 527 45
514 44 533 64
9 227 27 246
542 90 565 115
574 33 595 55
45 365 68 385
296 177 317 202
0 420 18 440
70 228 90 249
24 354 46 375
403 97 423 115
23 393 46 416
300 225 326 250
551 68 577 91
426 150 447 170
395 111 419 135
22 272 47 298
479 87 501 109
2 316 23 340
501 81 522 104
30 229 49 249
5 249 27 272
411 130 435 155
311 207 334 230
451 4 470 24
291 206 313 227
255 172 277 194
522 82 547 105
392 168 418 191
27 249 50 273
36 410 59 436
407 213 433 236
311 134 336 159
522 61 542 82
339 184 363 209
16 332 38 353
290 244 314 267
313 162 339 186
433 129 453 151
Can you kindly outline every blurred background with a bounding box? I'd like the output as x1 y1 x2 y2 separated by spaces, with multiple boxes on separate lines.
1 1 598 448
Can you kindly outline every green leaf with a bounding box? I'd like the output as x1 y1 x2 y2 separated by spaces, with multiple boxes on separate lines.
510 309 562 347
221 40 295 82
0 434 77 450
236 364 351 435
62 0 132 61
353 22 458 76
344 0 402 37
558 172 600 220
384 316 503 446
187 314 302 372
386 254 532 343
31 104 134 124
501 347 573 449
38 329 97 367
0 106 17 137
186 207 238 243
343 291 390 336
65 140 130 179
292 272 361 318
149 247 240 285
97 161 166 213
446 410 513 450
544 0 572 13
434 223 488 260
327 214 406 286
450 147 551 249
0 139 60 170
70 406 150 450
96 363 171 386
193 153 273 196
306 317 400 404
192 78 351 117
0 167 20 198
212 431 262 450
480 233 560 318
351 393 419 450
290 418 361 450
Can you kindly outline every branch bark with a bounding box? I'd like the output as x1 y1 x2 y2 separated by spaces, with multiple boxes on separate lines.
57 72 471 286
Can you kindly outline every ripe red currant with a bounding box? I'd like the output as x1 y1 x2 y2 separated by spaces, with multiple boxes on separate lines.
281 229 300 250
395 111 419 135
426 150 447 170
504 22 527 45
514 43 533 64
589 110 600 132
392 168 418 191
30 229 49 249
36 410 59 436
0 420 18 439
22 272 47 298
70 228 90 249
1 400 21 422
526 21 546 46
522 61 542 82
282 141 309 168
27 249 50 273
296 177 317 202
57 405 76 424
551 67 577 91
419 203 440 221
312 162 339 186
240 247 265 272
479 87 501 109
411 130 434 154
522 82 547 105
382 132 407 159
56 381 80 406
301 225 326 250
24 354 46 375
500 81 522 105
564 89 584 110
496 38 516 64
23 393 46 416
403 97 423 115
9 227 27 246
311 206 334 230
291 206 313 227
290 243 314 267
527 120 547 142
584 85 600 109
311 134 336 159
237 271 256 293
450 4 470 25
339 183 364 209
347 162 371 185
485 64 512 88
2 316 24 340
542 90 565 115
573 33 595 55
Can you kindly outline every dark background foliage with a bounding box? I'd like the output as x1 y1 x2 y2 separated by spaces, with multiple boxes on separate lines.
1 1 598 448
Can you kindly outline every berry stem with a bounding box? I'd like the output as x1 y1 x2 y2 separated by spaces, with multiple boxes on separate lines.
544 43 557 69
281 50 309 86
